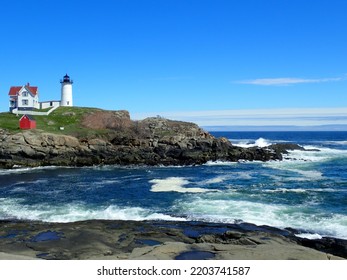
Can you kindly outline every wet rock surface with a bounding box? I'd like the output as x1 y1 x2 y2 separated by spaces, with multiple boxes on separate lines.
0 220 345 260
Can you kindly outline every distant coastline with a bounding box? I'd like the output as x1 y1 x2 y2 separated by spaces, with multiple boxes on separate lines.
204 124 347 132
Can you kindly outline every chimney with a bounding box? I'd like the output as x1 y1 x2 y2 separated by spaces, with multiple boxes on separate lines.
26 82 30 86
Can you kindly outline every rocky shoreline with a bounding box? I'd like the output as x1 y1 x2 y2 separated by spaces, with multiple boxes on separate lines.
0 112 309 169
2 111 339 260
0 219 346 260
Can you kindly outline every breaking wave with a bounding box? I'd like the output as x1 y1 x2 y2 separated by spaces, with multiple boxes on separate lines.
176 196 347 240
0 198 186 223
231 137 272 148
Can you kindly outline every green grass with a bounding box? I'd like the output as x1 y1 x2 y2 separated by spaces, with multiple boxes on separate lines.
0 113 21 132
0 107 109 138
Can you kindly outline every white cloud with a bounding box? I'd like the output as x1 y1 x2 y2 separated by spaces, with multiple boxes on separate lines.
236 76 344 86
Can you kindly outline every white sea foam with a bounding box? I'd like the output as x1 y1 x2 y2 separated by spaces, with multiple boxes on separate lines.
0 198 186 223
265 188 308 193
96 179 120 185
229 140 252 148
232 138 272 148
235 172 254 180
265 187 337 194
295 170 324 180
283 170 324 182
29 179 49 184
263 145 347 183
0 166 62 175
9 181 27 187
204 160 237 166
47 205 186 223
284 146 347 162
9 187 27 193
204 172 254 184
204 175 229 184
150 177 214 193
176 196 347 240
320 140 347 146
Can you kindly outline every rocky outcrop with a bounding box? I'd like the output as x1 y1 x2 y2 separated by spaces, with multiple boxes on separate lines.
0 113 307 168
0 220 344 260
81 110 132 130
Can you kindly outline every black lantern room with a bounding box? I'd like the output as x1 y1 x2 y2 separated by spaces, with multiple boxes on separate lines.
60 74 73 84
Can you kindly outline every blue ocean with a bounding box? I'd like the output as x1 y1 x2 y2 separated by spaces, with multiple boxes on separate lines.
1 131 347 240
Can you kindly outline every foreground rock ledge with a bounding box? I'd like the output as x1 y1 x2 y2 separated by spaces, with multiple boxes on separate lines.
0 220 345 260
0 114 308 168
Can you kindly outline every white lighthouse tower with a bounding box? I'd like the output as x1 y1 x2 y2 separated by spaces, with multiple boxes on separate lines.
60 74 73 106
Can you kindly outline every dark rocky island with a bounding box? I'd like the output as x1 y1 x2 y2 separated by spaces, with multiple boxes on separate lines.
0 108 307 168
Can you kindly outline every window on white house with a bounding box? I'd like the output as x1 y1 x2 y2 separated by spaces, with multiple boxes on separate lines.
22 99 29 106
22 91 28 97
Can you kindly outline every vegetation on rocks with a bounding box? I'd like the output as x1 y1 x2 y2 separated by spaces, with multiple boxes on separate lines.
1 107 96 133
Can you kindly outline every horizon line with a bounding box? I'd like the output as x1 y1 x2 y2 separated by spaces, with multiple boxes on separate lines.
203 124 347 132
132 107 347 127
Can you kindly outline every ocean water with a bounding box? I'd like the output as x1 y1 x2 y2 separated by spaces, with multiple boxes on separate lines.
0 131 347 240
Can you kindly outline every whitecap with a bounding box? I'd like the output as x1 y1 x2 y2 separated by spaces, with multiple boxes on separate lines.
48 205 186 223
232 137 272 148
175 197 347 240
0 198 186 223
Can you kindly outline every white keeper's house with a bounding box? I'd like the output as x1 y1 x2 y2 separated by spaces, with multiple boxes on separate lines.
8 74 73 113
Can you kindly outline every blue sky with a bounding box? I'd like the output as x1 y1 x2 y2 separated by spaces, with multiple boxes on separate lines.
1 0 346 128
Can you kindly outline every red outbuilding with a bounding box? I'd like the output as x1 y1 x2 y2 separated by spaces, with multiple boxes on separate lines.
19 114 36 130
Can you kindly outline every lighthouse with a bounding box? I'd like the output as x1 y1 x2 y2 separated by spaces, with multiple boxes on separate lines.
60 74 73 106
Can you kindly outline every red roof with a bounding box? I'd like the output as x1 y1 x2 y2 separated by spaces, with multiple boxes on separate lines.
8 84 38 96
19 114 36 121
8 86 22 96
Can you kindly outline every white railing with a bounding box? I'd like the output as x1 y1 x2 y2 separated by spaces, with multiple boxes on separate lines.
12 105 60 116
